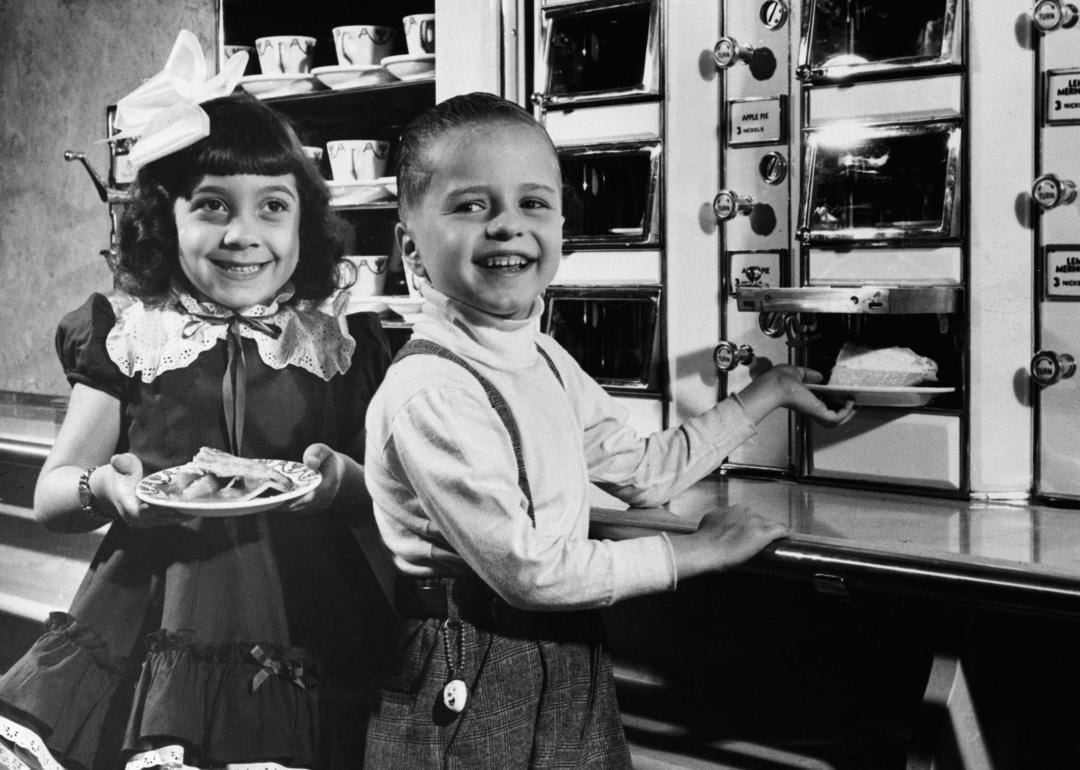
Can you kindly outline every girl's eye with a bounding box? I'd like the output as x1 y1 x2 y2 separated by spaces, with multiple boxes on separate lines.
194 198 228 213
263 198 291 214
521 198 553 210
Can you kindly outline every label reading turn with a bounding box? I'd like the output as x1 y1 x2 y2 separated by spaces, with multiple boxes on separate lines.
1046 70 1080 124
1047 248 1080 297
728 98 784 146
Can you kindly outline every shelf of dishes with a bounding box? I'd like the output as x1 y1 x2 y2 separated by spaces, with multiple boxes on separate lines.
226 18 435 99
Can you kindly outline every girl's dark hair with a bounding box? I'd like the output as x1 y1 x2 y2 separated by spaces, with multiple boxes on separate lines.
396 91 557 217
115 92 346 303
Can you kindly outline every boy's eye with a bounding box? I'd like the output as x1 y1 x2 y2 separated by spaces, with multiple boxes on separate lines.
453 200 486 213
521 197 553 210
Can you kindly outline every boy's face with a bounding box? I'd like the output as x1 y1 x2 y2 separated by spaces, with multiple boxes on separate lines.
174 173 301 310
398 121 563 320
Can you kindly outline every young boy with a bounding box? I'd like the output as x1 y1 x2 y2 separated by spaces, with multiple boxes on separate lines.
363 92 853 768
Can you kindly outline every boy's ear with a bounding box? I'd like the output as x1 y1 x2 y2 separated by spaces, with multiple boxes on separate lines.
395 222 427 278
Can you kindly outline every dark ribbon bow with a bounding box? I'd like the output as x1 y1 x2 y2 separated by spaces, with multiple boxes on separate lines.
183 313 282 456
249 644 306 692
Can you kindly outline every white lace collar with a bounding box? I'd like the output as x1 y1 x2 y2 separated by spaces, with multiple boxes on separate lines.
105 286 355 383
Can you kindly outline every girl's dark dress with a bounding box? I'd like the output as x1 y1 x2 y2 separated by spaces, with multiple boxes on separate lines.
0 292 396 770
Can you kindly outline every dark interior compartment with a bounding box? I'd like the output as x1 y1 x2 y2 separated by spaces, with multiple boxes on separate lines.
800 312 963 409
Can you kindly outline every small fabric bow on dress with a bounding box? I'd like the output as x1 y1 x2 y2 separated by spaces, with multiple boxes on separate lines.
109 29 248 168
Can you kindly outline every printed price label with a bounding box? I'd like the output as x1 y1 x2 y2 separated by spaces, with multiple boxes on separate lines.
1046 71 1080 124
728 97 784 146
1046 248 1080 297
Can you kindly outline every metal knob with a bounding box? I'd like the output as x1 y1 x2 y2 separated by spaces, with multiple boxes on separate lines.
1032 173 1078 209
713 37 755 69
1031 350 1077 385
714 341 755 372
1033 0 1080 31
713 190 754 221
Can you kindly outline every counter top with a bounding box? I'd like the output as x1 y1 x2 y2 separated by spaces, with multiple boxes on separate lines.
591 476 1080 618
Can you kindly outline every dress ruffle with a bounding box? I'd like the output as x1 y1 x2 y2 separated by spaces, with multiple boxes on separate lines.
125 630 319 766
0 615 323 769
0 613 130 769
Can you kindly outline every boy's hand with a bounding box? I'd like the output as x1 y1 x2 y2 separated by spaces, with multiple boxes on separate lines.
737 364 855 427
104 453 190 528
669 505 789 578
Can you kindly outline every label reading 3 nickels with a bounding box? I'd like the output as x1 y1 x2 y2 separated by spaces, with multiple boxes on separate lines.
728 98 785 146
1047 247 1080 298
1046 70 1080 124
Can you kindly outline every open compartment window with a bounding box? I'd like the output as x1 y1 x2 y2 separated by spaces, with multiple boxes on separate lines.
535 0 660 109
559 140 661 248
799 119 962 244
797 0 961 83
543 286 662 393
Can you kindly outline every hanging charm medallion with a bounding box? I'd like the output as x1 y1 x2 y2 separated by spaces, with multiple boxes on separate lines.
443 678 468 713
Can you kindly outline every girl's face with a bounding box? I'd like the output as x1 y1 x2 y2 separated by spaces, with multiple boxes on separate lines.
174 173 301 310
398 122 564 320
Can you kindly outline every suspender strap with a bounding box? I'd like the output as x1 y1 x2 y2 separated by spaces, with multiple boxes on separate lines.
393 338 563 527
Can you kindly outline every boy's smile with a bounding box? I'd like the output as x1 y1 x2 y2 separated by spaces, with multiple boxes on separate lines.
398 122 564 320
174 173 301 311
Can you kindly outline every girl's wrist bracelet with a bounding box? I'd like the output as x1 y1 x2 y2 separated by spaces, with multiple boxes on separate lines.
78 466 116 526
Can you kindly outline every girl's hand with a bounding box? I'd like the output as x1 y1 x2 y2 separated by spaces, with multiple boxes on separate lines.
281 443 346 515
103 453 191 528
669 505 789 579
737 364 855 427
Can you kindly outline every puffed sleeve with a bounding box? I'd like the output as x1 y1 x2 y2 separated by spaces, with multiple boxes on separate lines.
54 293 126 400
338 311 393 461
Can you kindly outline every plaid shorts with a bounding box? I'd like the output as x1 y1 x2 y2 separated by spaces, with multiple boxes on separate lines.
364 604 631 769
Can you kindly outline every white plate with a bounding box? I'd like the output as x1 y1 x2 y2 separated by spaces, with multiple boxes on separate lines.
327 179 393 206
135 459 321 517
381 53 435 81
385 297 425 315
347 297 389 314
376 176 398 197
808 384 955 407
311 64 396 90
239 74 322 99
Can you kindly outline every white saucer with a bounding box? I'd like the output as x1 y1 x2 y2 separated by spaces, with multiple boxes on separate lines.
385 297 424 315
375 176 398 197
381 53 435 82
807 384 955 408
327 179 394 206
311 64 396 90
347 297 389 314
239 74 322 99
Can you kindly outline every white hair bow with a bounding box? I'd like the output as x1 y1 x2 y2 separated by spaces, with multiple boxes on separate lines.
110 30 248 168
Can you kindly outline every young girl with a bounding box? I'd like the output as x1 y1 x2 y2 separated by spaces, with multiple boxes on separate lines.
0 37 394 770
362 92 854 768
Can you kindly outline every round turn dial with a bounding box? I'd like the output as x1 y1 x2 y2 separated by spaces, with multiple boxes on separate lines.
713 341 755 372
713 190 754 221
713 37 755 69
1033 0 1080 31
1031 350 1077 385
1032 173 1079 209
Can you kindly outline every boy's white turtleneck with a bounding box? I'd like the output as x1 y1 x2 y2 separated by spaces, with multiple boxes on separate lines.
364 282 757 610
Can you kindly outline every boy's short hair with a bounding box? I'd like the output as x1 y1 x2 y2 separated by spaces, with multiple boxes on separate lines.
395 92 558 217
116 93 345 302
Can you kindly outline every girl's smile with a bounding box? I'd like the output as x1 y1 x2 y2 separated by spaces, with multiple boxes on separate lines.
174 173 301 310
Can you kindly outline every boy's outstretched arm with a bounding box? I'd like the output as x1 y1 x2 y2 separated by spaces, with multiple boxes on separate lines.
736 364 855 426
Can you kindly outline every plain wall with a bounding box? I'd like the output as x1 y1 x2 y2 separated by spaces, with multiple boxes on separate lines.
0 0 215 396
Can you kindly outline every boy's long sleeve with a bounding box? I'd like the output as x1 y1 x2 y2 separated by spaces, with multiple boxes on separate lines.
364 291 758 610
